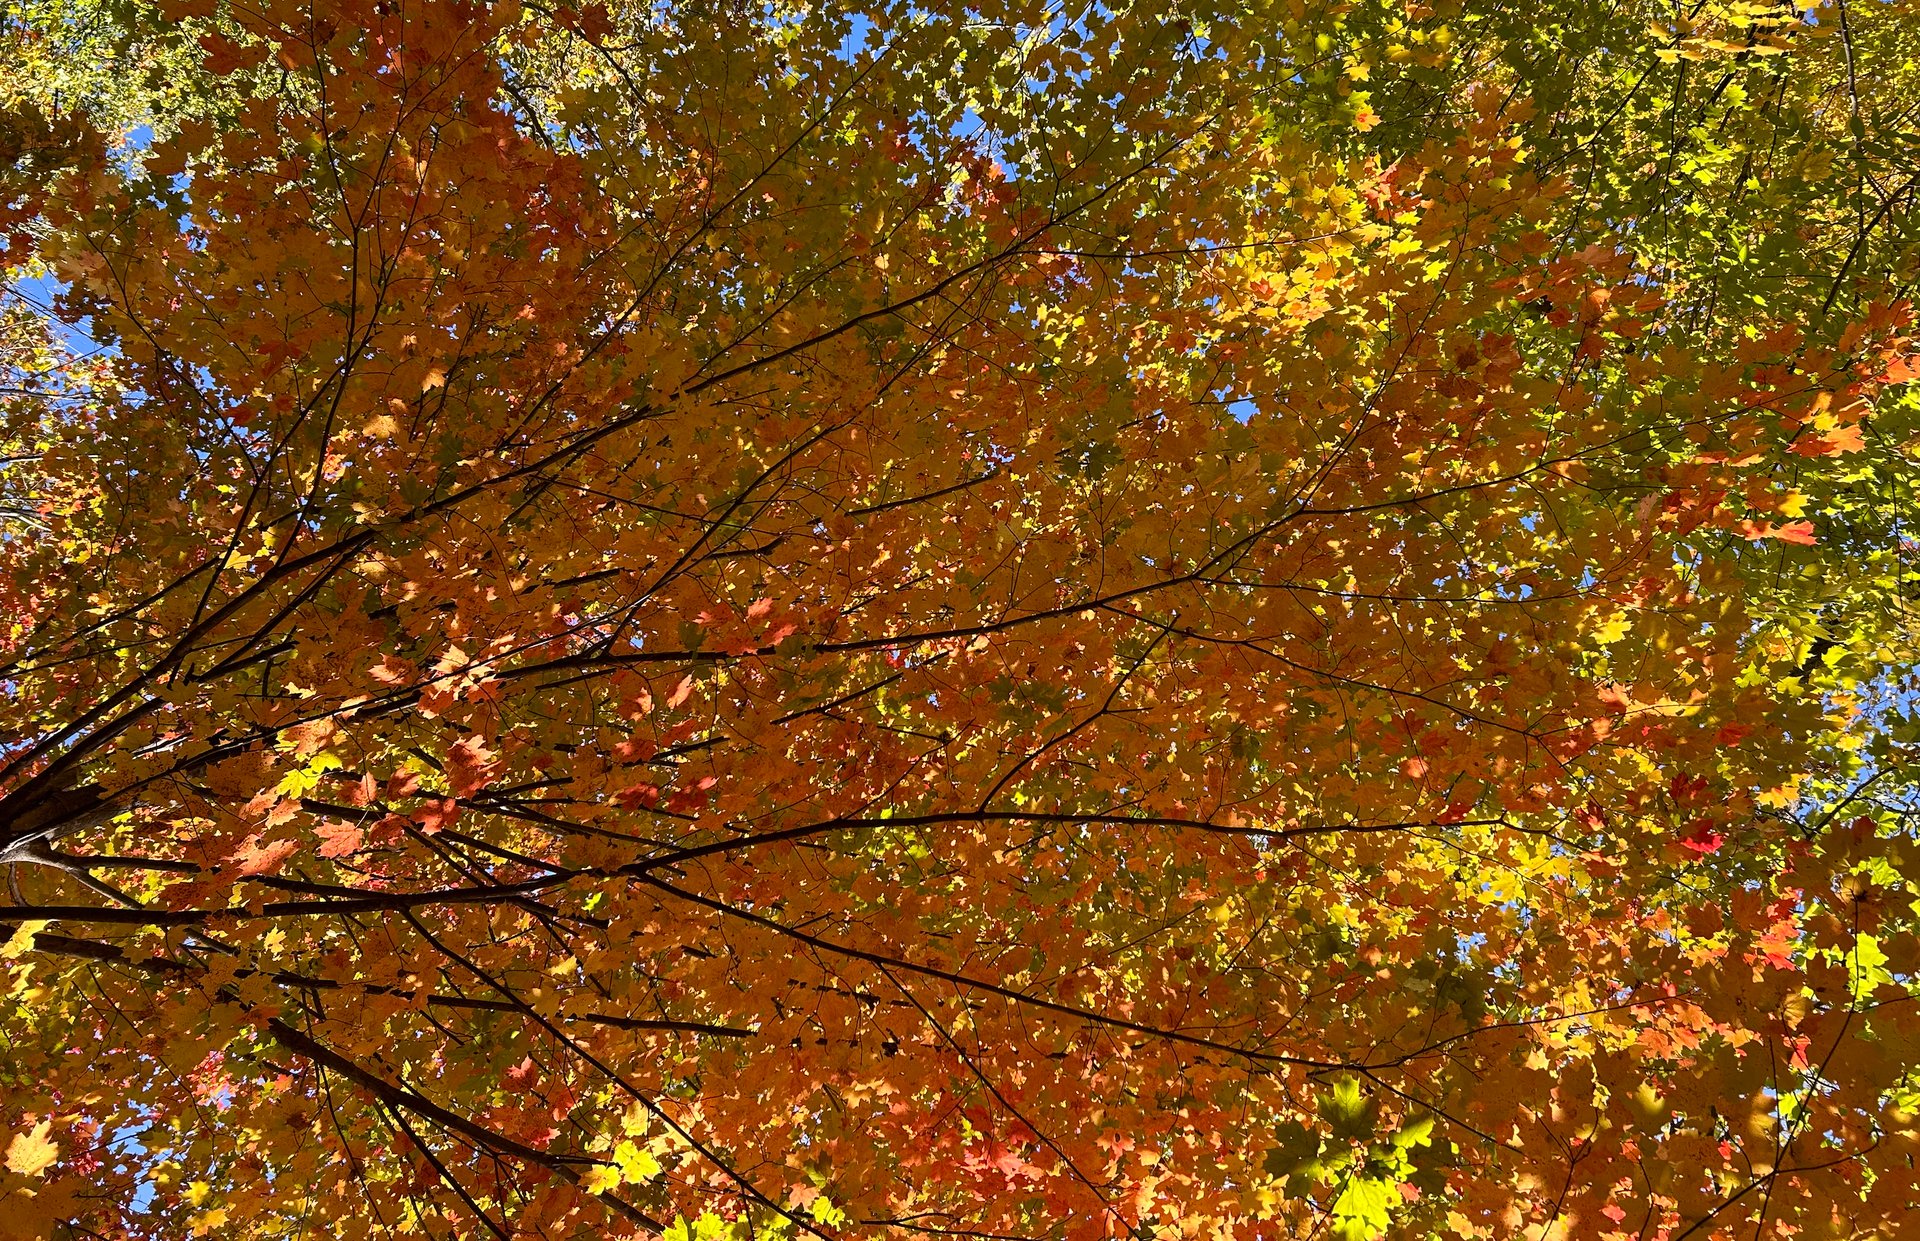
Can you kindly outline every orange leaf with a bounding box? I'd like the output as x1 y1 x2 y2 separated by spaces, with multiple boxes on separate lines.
414 797 459 834
230 835 298 876
1738 519 1817 545
446 736 499 798
1788 425 1865 456
315 821 365 858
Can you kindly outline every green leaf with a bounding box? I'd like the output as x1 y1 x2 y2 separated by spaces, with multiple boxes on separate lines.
1851 933 1894 1002
1322 1077 1377 1143
1331 1174 1396 1239
1263 1120 1323 1181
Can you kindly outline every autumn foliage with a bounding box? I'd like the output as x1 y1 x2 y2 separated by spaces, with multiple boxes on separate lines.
2 0 1919 1237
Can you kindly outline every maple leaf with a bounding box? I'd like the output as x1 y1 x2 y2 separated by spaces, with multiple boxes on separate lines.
445 736 499 798
5 1120 59 1177
1789 425 1866 456
412 797 459 834
368 654 413 685
197 33 262 75
1681 821 1727 856
229 835 298 877
314 821 365 858
1739 519 1818 545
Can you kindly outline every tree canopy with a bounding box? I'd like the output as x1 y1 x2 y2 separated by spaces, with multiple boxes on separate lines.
2 0 1918 1238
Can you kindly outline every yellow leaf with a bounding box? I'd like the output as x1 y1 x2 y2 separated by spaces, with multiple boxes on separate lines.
1 920 47 960
581 1164 622 1195
1590 612 1631 644
614 1139 662 1184
5 1120 59 1177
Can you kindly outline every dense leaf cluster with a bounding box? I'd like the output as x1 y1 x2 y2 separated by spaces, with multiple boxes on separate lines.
1 1 1916 1238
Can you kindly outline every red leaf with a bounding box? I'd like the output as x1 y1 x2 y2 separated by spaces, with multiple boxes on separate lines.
615 782 660 809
